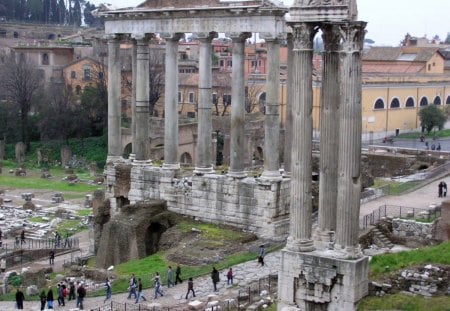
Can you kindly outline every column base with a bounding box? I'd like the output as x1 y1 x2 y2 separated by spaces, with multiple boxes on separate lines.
132 159 152 166
128 153 136 161
227 170 247 179
259 170 282 181
193 166 215 175
334 244 364 259
106 155 123 163
162 163 180 170
285 236 315 252
313 228 336 250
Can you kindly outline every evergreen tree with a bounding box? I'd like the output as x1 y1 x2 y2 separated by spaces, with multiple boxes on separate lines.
73 0 81 26
58 0 66 24
27 0 44 22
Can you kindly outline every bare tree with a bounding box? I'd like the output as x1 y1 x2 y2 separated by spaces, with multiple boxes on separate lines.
212 72 232 116
245 81 265 113
0 53 43 148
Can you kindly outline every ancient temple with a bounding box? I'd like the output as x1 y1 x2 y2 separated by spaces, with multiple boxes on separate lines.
102 0 368 309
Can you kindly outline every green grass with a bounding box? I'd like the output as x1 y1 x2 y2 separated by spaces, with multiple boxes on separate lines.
397 129 450 140
372 179 421 195
56 219 88 237
369 242 450 278
29 216 52 223
0 174 99 193
77 209 92 217
359 293 450 311
176 221 248 241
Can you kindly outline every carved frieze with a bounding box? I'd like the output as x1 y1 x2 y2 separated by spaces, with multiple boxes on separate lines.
290 0 357 23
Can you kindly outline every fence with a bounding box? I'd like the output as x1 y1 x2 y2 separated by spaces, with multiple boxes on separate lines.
360 204 441 229
90 274 278 311
1 237 79 253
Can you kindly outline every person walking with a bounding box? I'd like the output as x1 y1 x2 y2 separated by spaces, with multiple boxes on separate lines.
46 287 54 309
444 181 448 197
39 290 47 311
1 257 6 273
258 245 266 266
49 250 55 266
135 278 147 303
104 278 112 303
167 266 174 288
15 288 25 309
439 181 444 198
227 268 233 285
154 272 164 299
77 282 86 310
175 265 182 284
211 267 220 291
20 230 25 245
68 281 76 301
127 273 137 299
185 277 196 299
57 283 65 306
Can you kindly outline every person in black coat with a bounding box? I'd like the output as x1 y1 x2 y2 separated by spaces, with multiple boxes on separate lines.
47 287 54 309
15 288 25 309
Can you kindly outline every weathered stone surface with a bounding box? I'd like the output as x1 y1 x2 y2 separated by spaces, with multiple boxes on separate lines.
15 142 26 165
60 146 72 167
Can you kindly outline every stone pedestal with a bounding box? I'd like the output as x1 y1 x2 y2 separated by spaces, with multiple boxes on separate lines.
278 250 368 311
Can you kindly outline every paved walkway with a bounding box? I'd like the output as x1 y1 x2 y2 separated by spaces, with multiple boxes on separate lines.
1 175 449 310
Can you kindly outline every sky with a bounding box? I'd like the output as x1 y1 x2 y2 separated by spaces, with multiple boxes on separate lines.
90 0 450 46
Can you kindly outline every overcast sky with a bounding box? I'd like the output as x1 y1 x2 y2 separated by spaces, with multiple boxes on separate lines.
90 0 450 46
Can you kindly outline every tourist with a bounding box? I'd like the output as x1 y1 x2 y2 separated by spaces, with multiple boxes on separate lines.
20 230 25 244
444 182 448 197
175 265 182 284
46 287 54 309
77 282 86 310
227 267 233 285
57 283 65 306
15 288 24 309
439 181 444 198
437 143 441 151
185 277 195 299
167 266 174 288
127 273 137 299
39 290 47 311
49 250 55 265
1 257 6 273
211 267 220 291
68 281 76 301
135 278 147 303
154 272 164 299
104 278 112 303
258 245 266 266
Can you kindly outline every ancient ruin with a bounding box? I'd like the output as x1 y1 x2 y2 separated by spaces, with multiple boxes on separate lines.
102 0 368 309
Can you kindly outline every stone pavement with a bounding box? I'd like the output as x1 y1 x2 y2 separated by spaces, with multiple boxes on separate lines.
0 174 449 310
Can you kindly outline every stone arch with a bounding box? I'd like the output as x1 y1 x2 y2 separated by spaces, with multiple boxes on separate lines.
144 222 166 255
253 146 263 165
259 92 266 114
390 97 400 109
447 96 450 105
373 98 385 110
420 96 429 107
433 96 441 105
123 143 132 159
180 152 192 165
405 97 415 108
42 53 49 65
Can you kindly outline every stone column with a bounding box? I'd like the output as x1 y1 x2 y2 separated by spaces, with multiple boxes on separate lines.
194 32 217 175
129 39 137 160
285 23 317 252
260 38 281 180
316 24 341 247
107 35 122 162
228 32 251 178
134 35 151 163
335 22 366 257
163 34 183 170
283 34 293 177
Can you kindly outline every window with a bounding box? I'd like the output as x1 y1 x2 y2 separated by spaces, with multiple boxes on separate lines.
212 93 218 105
420 97 428 107
374 98 385 110
83 65 91 81
428 64 431 71
219 60 224 67
71 71 76 79
227 60 232 67
251 60 257 67
187 112 195 118
189 92 194 103
446 96 450 105
390 98 400 109
223 94 231 105
433 96 441 105
75 85 81 95
42 53 49 65
405 97 415 108
178 92 182 103
98 72 104 80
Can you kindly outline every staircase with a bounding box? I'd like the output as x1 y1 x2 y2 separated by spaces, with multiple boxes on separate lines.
372 228 394 249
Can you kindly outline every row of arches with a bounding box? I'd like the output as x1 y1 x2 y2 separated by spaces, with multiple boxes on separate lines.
374 95 450 110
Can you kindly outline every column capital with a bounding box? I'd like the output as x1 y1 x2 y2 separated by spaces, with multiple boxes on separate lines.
160 33 184 42
321 23 341 52
289 22 319 51
196 32 218 43
259 33 285 42
226 32 252 43
105 34 125 42
339 21 367 52
131 33 153 42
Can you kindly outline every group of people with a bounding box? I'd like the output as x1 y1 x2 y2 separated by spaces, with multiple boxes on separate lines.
438 181 448 197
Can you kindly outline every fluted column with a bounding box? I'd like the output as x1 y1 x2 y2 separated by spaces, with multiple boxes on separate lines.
260 38 281 180
283 34 293 177
285 23 317 252
228 32 251 178
107 35 122 162
134 35 151 163
163 33 183 170
335 22 366 257
129 39 137 160
194 32 217 175
316 24 341 247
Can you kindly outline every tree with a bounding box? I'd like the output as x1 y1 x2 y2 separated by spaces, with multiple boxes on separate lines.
212 72 232 116
245 81 265 113
418 105 447 134
0 53 43 148
72 0 82 26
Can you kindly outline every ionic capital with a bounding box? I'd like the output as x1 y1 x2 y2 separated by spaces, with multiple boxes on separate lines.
196 32 218 43
160 33 184 42
131 33 153 44
339 21 366 52
226 32 252 43
290 23 318 51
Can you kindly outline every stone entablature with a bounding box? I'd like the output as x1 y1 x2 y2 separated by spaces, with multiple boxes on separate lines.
289 0 357 23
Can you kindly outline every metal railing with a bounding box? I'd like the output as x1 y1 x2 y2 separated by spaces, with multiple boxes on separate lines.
1 237 79 253
360 204 441 229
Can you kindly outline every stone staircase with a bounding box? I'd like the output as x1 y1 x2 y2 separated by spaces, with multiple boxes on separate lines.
372 228 394 249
